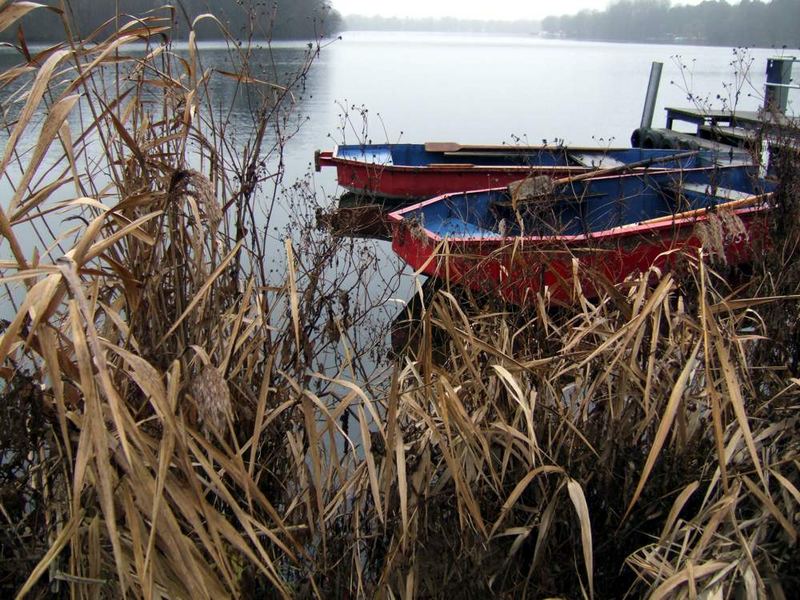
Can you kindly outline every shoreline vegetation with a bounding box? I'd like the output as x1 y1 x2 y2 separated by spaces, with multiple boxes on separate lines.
6 1 799 49
0 0 342 43
1 1 800 599
541 0 800 49
340 15 541 35
342 0 799 49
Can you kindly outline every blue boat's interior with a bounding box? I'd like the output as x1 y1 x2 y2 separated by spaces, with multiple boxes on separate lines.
399 168 774 239
336 143 749 169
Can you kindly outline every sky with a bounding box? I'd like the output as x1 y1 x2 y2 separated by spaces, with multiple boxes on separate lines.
332 0 709 21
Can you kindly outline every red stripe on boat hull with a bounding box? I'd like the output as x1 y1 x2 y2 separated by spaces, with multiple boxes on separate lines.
391 208 770 304
329 160 586 199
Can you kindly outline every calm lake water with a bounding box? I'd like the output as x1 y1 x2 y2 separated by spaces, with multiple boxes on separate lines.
0 31 793 350
298 31 788 173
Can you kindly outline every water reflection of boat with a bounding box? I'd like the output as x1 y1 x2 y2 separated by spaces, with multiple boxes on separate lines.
315 143 749 202
316 192 395 241
389 167 773 305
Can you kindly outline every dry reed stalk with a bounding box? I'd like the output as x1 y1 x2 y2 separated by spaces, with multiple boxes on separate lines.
0 2 343 597
366 262 798 598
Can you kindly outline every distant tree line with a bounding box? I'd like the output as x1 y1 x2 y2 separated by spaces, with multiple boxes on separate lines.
342 15 541 35
542 0 800 47
1 0 342 43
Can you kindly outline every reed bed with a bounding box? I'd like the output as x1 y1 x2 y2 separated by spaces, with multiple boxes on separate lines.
1 2 800 598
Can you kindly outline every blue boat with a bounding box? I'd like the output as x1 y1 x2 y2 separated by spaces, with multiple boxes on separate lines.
388 165 773 303
315 142 751 200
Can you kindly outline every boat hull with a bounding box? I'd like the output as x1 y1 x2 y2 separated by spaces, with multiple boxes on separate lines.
316 144 750 202
389 171 772 306
324 157 586 200
391 208 769 304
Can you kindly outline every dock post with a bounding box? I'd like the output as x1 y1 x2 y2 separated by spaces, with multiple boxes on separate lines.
640 61 663 129
764 56 796 114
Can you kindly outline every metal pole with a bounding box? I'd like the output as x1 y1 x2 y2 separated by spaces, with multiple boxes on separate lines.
640 61 663 129
764 56 796 114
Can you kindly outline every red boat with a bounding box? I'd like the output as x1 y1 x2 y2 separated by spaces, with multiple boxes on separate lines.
316 143 749 202
388 168 773 304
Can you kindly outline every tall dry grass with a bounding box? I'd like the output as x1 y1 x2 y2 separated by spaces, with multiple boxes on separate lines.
1 2 800 598
0 2 382 597
386 263 800 598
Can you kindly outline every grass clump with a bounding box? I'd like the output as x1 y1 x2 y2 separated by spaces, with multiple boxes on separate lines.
1 2 799 598
375 247 800 598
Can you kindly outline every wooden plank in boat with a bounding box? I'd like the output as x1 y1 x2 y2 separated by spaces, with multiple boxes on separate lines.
425 142 462 153
425 142 547 153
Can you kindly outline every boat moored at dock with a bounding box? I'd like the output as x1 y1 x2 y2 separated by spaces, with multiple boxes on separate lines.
316 142 750 202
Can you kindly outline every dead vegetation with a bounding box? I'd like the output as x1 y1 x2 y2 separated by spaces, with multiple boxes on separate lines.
1 2 799 598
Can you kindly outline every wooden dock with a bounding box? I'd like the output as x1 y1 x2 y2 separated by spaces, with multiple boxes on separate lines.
664 107 796 131
656 107 799 155
633 57 798 158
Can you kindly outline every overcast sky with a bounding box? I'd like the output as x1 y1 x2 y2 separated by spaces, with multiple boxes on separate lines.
333 0 710 21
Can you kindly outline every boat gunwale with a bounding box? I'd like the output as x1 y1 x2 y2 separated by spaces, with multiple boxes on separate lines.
326 143 745 171
388 187 772 247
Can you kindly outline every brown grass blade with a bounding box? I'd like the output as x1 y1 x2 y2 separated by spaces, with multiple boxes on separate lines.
184 439 294 597
157 239 243 345
741 475 797 543
0 63 35 85
284 238 302 365
770 468 800 506
567 478 594 600
8 93 81 218
215 69 288 89
531 486 562 573
14 512 81 600
493 364 537 457
650 561 729 600
0 272 62 364
80 211 162 264
490 466 564 537
395 432 409 551
659 481 700 543
9 177 74 225
624 341 701 521
68 299 129 592
0 1 57 34
358 405 385 523
712 332 766 487
0 48 70 180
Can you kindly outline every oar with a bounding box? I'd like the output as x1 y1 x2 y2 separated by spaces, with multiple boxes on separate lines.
543 149 701 189
635 192 771 227
424 141 630 154
425 142 551 153
501 149 701 208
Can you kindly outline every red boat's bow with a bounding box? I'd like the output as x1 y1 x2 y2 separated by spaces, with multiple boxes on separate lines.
314 150 335 172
